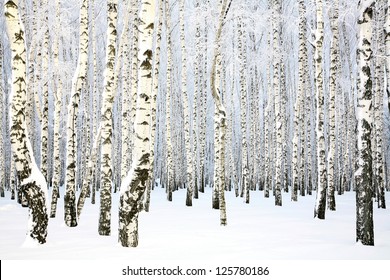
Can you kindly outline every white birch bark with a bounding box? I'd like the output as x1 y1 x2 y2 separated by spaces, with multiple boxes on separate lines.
145 0 164 212
64 0 89 227
210 0 231 226
355 0 374 246
50 0 62 218
91 0 98 206
120 3 133 183
264 25 273 199
292 0 307 201
238 16 249 204
4 0 49 244
305 87 313 195
129 0 140 166
98 0 118 236
26 0 42 134
199 16 208 194
327 0 340 211
273 0 282 206
165 0 174 201
314 0 327 219
118 0 155 247
180 0 194 207
40 0 49 182
192 0 201 199
386 1 390 111
374 3 386 208
0 41 4 198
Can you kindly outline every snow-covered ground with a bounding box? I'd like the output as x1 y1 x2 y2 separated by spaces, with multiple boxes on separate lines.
1 187 389 260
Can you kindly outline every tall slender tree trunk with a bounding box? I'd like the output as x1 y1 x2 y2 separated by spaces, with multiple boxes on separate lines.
192 0 201 199
0 40 4 198
118 0 155 247
374 2 386 209
292 0 308 201
50 0 62 218
314 0 327 219
386 1 390 111
210 0 231 226
64 0 89 227
355 0 374 246
273 0 282 206
180 0 194 207
4 0 49 244
98 0 118 236
121 3 133 184
144 0 164 212
238 15 249 205
165 0 174 202
327 0 340 211
40 0 50 183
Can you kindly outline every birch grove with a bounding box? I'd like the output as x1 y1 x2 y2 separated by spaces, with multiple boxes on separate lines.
0 0 388 248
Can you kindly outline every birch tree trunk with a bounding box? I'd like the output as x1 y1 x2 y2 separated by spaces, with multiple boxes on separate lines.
210 0 231 226
26 0 42 143
192 0 202 199
4 0 49 244
314 0 327 219
144 0 164 212
64 0 89 227
0 40 4 198
238 16 249 204
327 0 340 211
165 0 174 202
374 3 386 209
120 2 133 183
98 0 118 236
386 1 390 111
355 0 374 246
180 0 194 207
118 0 155 247
40 0 50 183
50 0 62 218
273 0 282 206
292 0 307 201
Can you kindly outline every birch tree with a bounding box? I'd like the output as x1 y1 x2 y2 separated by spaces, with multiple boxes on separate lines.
118 0 155 247
192 0 201 199
355 0 374 246
99 0 118 236
273 0 282 206
292 0 307 202
373 3 386 209
40 0 50 183
145 0 164 212
385 1 390 111
120 2 133 183
238 15 250 204
327 0 340 211
180 0 194 207
64 0 89 227
210 0 232 226
50 0 62 218
165 0 174 201
4 0 48 244
0 40 4 198
314 0 327 219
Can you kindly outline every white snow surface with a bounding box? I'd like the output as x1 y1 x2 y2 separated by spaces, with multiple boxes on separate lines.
0 187 389 260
